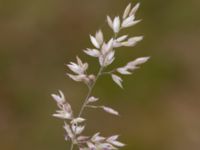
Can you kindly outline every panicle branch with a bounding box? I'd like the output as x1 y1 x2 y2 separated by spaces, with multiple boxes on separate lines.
50 2 149 150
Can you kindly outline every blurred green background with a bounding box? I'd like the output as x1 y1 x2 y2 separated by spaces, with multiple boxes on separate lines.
0 0 200 150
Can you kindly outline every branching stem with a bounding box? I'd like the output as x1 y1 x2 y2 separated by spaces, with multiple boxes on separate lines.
78 66 104 117
70 66 104 150
101 69 116 75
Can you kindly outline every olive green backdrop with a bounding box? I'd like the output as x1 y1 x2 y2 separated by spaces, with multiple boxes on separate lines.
0 0 200 150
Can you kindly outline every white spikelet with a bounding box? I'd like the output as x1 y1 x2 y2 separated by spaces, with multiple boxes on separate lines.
129 3 140 16
122 36 143 47
113 16 121 33
111 74 123 88
84 48 100 57
95 30 104 46
102 106 119 116
127 57 150 68
123 3 132 19
90 35 100 49
107 16 113 29
51 90 65 104
87 96 99 103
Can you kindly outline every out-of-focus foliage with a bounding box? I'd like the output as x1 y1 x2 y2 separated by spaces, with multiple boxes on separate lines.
0 0 200 150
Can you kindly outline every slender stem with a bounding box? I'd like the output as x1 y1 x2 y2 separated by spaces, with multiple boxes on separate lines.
70 142 74 150
78 66 104 117
70 66 104 150
101 69 116 76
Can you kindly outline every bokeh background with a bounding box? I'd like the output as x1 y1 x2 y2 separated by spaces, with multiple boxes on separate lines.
0 0 200 150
